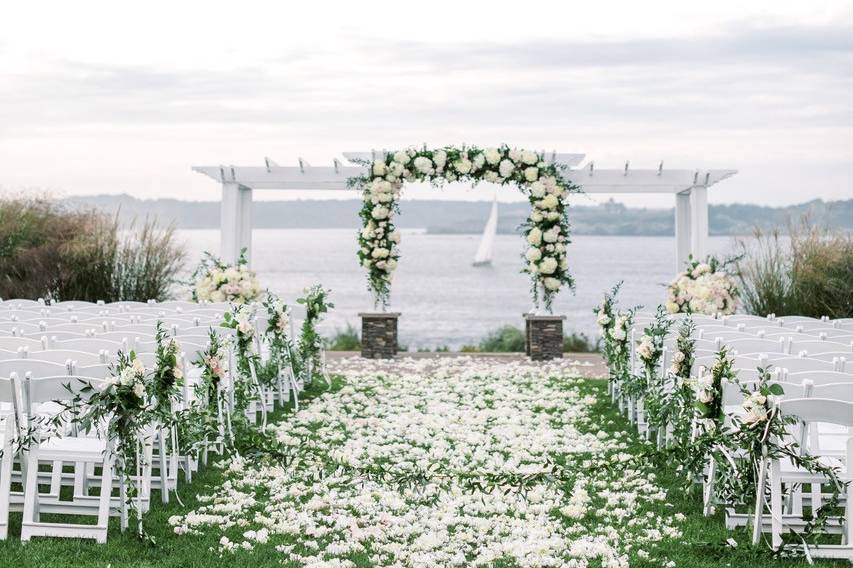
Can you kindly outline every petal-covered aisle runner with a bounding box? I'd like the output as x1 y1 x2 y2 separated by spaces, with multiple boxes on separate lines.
170 357 681 567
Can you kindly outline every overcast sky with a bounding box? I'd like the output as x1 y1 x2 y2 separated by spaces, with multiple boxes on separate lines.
1 1 852 207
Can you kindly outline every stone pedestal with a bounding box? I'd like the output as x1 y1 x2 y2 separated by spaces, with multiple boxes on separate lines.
359 312 400 359
524 314 565 361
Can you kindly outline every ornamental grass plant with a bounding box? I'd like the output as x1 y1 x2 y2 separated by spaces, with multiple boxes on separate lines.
737 218 853 318
0 194 184 302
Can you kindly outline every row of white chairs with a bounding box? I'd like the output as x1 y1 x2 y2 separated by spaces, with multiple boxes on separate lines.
0 298 311 543
619 310 852 558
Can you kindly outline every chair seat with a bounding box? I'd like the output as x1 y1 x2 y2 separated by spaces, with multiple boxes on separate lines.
779 455 848 480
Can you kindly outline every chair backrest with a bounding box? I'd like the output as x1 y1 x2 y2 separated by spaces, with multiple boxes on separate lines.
809 382 853 403
709 331 754 342
110 323 160 334
23 375 104 410
723 379 803 406
789 339 850 356
92 332 135 347
778 398 853 428
176 325 226 336
0 358 70 379
778 316 823 326
72 363 112 379
35 349 104 366
44 322 105 334
726 337 787 355
52 337 122 353
764 357 835 374
133 352 157 368
134 339 158 353
39 331 91 344
786 370 853 385
9 322 43 334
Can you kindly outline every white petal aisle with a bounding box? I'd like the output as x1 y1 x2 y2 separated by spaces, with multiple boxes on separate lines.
170 357 682 567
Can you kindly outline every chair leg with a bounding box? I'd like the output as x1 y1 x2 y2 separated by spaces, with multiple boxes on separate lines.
703 458 717 516
0 445 12 540
157 432 169 504
752 455 769 546
97 454 114 544
20 447 42 541
769 459 783 549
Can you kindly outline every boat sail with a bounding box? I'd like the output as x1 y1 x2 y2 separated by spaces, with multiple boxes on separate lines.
472 198 498 267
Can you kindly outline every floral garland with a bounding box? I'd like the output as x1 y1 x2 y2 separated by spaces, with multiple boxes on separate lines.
609 308 642 398
594 281 622 391
296 285 333 383
660 318 697 447
693 347 736 434
150 322 184 422
182 328 229 453
222 303 260 414
259 293 292 390
349 145 580 311
191 248 262 304
666 254 740 315
636 307 674 431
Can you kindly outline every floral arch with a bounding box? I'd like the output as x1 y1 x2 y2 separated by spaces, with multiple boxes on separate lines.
349 146 582 311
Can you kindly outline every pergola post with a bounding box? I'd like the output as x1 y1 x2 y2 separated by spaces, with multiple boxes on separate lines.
689 184 709 262
220 181 253 266
674 190 692 271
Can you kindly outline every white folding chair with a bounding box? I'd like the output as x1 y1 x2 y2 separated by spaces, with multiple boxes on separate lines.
790 340 851 357
786 370 853 385
19 374 115 543
754 398 853 558
0 375 21 540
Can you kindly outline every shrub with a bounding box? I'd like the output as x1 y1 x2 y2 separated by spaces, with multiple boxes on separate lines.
737 219 853 318
0 195 184 302
478 325 526 352
324 323 361 351
563 331 600 353
475 325 600 353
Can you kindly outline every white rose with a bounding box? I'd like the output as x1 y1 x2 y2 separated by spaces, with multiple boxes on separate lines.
389 229 401 243
539 257 558 275
484 147 501 165
371 206 389 220
540 194 558 210
385 259 398 272
525 247 542 262
521 150 538 165
372 162 387 176
484 171 500 183
498 159 515 178
543 228 559 243
133 381 145 399
543 277 560 291
530 182 546 198
393 151 409 164
371 248 389 259
472 153 485 169
665 302 679 314
524 167 539 182
413 156 434 175
454 158 472 174
697 389 714 404
508 149 522 162
433 150 447 169
527 228 542 246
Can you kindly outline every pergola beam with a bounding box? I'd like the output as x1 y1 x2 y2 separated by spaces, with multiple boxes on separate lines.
193 154 737 269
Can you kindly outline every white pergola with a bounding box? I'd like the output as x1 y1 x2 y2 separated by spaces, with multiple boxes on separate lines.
193 152 737 271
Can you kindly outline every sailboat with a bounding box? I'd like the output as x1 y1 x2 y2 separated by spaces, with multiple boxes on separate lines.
472 197 498 267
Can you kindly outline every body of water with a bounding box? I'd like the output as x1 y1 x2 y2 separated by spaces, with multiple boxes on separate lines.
178 230 737 349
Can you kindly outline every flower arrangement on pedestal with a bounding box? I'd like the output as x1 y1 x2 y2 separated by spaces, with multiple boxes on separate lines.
191 249 261 304
665 255 740 315
349 145 581 311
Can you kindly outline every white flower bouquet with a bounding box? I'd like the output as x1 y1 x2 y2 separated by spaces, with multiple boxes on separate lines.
665 255 740 316
191 249 261 304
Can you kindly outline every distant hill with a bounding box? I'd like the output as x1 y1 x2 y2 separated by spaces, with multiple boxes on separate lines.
63 195 853 236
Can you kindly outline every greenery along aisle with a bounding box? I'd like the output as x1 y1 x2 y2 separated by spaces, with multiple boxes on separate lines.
350 146 581 310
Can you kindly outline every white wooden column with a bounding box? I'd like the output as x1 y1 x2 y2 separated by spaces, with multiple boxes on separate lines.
238 185 252 266
674 190 692 271
220 182 253 266
689 185 709 261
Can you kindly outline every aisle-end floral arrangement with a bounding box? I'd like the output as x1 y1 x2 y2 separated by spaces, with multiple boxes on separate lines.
192 248 262 304
349 145 581 311
666 254 740 315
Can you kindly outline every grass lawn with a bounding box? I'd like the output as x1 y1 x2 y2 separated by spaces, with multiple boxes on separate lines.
0 362 846 567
